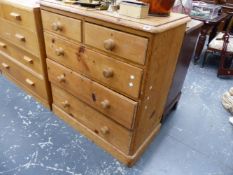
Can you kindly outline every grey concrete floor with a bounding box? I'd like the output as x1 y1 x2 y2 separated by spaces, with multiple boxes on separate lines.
0 57 232 175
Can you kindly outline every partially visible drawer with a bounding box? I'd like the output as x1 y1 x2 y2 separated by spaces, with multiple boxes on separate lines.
47 59 137 129
45 32 143 99
1 3 36 32
52 85 132 154
42 10 81 42
0 19 40 56
0 37 42 74
0 53 48 100
84 22 148 65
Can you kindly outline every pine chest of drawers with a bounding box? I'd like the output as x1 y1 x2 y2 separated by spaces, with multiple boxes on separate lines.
40 0 190 166
0 0 51 108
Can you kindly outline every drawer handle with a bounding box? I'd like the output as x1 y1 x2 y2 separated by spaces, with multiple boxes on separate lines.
23 56 33 64
100 126 110 135
55 48 64 56
10 12 21 21
52 22 62 31
15 34 25 42
0 42 7 48
25 79 35 86
103 39 115 51
57 74 66 82
103 68 114 78
101 100 110 109
1 63 9 69
62 100 70 108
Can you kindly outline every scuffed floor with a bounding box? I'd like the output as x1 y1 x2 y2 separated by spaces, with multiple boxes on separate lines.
0 59 233 175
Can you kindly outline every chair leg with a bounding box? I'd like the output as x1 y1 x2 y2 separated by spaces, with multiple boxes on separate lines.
201 51 208 68
217 54 233 77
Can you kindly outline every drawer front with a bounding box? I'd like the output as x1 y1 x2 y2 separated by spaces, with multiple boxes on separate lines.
0 37 42 74
84 22 148 65
1 3 36 32
0 19 40 56
0 53 48 99
47 59 137 129
42 10 81 43
45 32 143 99
52 85 132 154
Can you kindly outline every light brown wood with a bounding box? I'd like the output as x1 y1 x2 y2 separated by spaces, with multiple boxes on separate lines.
1 2 37 32
130 25 186 154
0 19 40 57
40 2 188 166
47 59 138 129
0 66 50 109
0 52 49 101
0 0 52 110
40 0 190 34
52 85 132 154
53 103 160 166
41 10 82 43
0 4 3 17
84 22 148 65
0 37 42 74
44 32 143 99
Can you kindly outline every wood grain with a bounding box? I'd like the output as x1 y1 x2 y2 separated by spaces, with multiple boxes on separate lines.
1 2 37 33
42 10 82 43
0 37 42 74
47 59 138 129
44 32 143 99
52 85 132 154
0 19 40 57
84 22 148 65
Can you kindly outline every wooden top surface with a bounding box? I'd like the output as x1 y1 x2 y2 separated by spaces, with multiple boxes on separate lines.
0 0 40 9
40 0 190 33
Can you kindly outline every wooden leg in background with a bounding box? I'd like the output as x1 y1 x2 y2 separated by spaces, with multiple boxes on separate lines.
194 24 211 64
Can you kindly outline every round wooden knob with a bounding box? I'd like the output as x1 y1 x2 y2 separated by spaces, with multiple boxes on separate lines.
62 100 70 108
100 126 109 135
103 39 115 51
101 100 110 109
57 74 66 82
55 48 64 56
52 22 62 31
103 68 114 78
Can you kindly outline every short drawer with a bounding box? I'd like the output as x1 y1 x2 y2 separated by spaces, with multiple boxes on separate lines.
0 19 40 56
0 52 48 100
84 22 148 65
52 85 132 154
1 2 36 32
0 37 42 74
47 59 137 129
42 10 81 42
45 32 143 99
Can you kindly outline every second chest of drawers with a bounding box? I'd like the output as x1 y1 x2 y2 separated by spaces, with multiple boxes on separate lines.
0 0 51 108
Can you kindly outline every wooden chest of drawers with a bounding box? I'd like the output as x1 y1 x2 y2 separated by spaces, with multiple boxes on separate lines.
0 0 51 108
40 0 190 166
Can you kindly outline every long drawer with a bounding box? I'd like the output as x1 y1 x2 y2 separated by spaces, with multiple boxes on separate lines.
1 2 36 32
44 32 143 99
84 22 148 65
47 59 137 129
0 19 40 57
0 52 48 100
41 10 82 43
52 85 132 154
0 37 42 74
